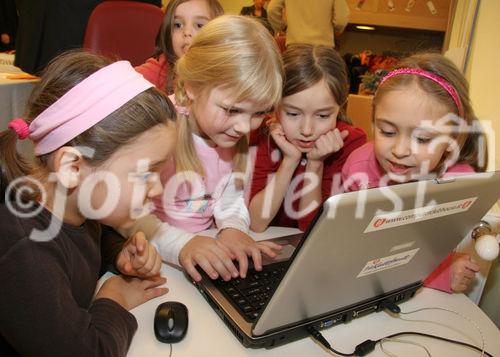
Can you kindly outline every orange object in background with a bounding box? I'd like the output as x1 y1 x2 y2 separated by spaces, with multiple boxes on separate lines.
346 93 374 141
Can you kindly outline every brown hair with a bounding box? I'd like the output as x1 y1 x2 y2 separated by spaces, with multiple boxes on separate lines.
374 52 488 172
174 15 283 179
155 0 224 93
0 50 176 197
281 44 351 124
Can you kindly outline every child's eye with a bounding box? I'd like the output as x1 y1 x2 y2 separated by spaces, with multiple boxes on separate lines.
141 172 154 181
173 21 183 29
317 113 332 119
379 128 395 137
195 22 206 29
285 111 299 117
415 137 431 144
253 111 267 118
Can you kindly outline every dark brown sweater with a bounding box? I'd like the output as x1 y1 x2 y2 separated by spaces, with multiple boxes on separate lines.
0 202 137 356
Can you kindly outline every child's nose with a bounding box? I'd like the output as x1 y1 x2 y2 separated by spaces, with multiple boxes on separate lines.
234 118 251 135
183 25 194 37
300 117 313 137
392 136 411 158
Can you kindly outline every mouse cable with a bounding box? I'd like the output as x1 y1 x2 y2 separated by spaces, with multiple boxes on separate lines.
397 306 486 355
309 327 494 357
169 343 172 357
379 336 432 357
374 332 493 357
309 311 494 357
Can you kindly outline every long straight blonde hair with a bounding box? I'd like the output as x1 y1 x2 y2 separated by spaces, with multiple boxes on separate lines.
174 15 283 180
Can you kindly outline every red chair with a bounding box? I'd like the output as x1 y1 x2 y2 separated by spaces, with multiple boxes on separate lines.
83 1 163 66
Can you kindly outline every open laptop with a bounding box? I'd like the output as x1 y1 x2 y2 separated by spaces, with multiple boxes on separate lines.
194 171 500 348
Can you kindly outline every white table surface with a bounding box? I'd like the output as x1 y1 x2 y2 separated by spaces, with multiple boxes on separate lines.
116 227 500 356
125 266 500 356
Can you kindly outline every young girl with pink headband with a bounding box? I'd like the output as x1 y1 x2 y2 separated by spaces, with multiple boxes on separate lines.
0 51 177 355
342 53 489 293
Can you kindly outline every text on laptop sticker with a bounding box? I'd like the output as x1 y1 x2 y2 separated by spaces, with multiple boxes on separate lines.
357 248 420 278
364 197 477 233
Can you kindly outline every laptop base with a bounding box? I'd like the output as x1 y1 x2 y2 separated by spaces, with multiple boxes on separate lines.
196 281 422 349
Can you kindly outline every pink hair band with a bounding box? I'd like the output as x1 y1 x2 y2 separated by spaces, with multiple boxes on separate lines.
9 60 153 156
168 94 190 116
8 118 30 140
174 104 190 116
380 67 463 117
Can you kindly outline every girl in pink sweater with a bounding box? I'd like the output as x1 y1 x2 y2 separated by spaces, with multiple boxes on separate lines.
342 53 489 293
136 16 284 282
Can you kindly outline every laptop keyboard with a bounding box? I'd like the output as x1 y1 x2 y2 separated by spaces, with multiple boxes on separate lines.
212 261 289 322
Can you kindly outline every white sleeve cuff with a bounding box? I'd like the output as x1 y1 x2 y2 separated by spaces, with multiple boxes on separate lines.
213 175 250 234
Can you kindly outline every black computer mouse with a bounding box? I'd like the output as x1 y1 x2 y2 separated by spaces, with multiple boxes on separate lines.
154 301 189 343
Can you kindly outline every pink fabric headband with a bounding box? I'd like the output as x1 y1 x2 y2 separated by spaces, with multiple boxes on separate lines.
379 67 463 117
8 61 153 156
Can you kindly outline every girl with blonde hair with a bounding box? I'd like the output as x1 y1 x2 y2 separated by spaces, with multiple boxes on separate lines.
142 15 284 282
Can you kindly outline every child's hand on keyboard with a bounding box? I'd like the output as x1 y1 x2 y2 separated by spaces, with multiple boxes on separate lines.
179 235 239 282
217 228 282 278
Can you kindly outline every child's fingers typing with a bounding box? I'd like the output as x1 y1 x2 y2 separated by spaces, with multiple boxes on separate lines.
256 241 282 258
181 257 204 282
233 249 250 278
215 240 237 260
246 245 263 272
186 253 217 281
193 251 231 281
208 245 238 280
214 241 239 277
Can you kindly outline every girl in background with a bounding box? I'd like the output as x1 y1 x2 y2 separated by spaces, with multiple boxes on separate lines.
136 0 224 93
133 15 284 283
342 53 486 293
0 51 176 356
249 44 366 232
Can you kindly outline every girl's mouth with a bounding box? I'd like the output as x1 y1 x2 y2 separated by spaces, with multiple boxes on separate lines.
388 160 414 174
224 132 241 141
295 139 315 149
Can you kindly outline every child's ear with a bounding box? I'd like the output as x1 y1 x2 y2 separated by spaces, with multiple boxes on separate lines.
53 147 83 189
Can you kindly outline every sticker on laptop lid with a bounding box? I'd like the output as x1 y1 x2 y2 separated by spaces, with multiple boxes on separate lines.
357 248 420 278
364 197 477 233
